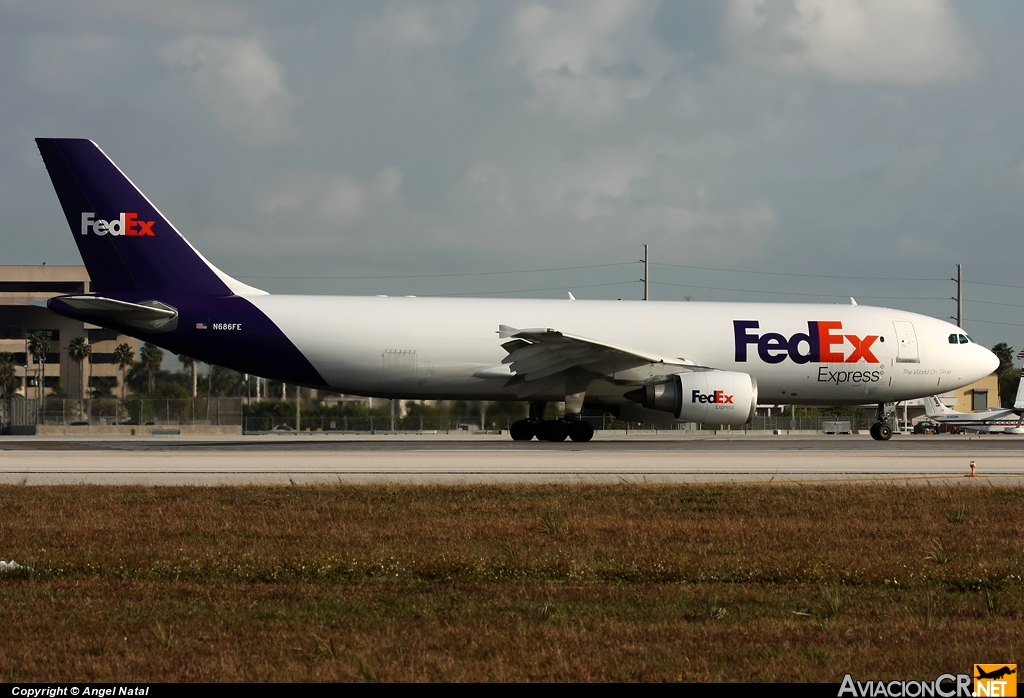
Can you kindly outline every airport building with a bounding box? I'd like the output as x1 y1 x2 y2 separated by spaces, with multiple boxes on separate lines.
0 265 138 399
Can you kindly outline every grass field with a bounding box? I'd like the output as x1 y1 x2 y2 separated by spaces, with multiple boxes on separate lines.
0 483 1021 682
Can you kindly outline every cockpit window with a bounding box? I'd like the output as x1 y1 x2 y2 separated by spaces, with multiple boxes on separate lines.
959 334 969 344
949 334 958 344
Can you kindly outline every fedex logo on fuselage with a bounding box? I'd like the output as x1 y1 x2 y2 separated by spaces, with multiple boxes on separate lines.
80 212 155 236
734 320 879 364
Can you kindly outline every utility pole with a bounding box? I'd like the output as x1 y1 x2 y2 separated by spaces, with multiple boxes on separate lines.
951 263 963 328
641 243 649 301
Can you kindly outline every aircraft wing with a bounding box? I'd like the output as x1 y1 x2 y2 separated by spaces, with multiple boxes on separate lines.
497 324 703 398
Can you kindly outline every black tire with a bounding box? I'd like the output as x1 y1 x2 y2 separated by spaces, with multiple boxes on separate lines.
509 420 535 441
877 423 893 441
568 420 594 442
543 420 569 442
869 423 881 440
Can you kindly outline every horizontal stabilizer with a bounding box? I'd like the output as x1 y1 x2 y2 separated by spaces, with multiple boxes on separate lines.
49 295 178 333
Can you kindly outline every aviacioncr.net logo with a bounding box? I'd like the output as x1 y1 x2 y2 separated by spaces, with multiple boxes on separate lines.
81 212 155 236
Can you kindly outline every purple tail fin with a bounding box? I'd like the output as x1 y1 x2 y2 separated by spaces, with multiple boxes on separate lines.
36 138 263 297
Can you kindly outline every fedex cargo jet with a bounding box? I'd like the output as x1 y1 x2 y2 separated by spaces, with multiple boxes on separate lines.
34 139 998 442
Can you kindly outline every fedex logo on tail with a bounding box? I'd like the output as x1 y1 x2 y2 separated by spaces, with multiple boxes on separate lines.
81 212 155 237
734 320 879 364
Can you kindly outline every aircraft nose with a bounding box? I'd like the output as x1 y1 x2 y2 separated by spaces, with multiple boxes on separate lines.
979 345 999 377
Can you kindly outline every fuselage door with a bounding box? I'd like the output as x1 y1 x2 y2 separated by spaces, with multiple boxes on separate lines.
892 321 919 363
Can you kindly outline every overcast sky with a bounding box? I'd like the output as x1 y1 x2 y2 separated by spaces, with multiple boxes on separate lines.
3 0 1023 348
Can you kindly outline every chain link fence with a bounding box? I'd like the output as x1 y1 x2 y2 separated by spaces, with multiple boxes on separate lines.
1 397 242 430
1 397 879 435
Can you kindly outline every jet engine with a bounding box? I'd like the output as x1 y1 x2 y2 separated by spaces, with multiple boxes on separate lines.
624 371 758 426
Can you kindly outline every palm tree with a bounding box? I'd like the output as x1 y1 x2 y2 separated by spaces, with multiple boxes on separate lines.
0 351 15 400
27 331 50 402
178 354 198 398
139 343 164 395
68 336 92 401
114 342 135 398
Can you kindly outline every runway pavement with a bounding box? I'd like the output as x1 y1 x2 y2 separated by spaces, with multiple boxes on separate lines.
0 432 1021 485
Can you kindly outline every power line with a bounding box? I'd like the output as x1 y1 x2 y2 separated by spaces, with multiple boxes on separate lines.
432 280 638 296
966 318 1024 328
965 299 1024 309
650 281 945 301
965 280 1024 290
236 262 636 281
651 262 945 282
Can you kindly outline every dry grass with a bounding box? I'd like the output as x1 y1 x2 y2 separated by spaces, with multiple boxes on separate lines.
0 483 1021 681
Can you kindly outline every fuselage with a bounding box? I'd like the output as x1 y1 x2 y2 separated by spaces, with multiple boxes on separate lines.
55 293 996 409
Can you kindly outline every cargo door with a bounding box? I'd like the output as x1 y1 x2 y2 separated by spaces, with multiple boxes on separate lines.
892 321 919 363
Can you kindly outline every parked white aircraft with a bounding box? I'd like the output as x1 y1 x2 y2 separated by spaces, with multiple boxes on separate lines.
35 139 999 442
923 370 1024 433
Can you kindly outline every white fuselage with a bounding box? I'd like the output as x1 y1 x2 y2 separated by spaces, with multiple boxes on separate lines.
245 295 997 407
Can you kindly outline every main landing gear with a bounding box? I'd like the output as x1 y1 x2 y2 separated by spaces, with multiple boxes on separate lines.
869 403 893 441
509 401 595 442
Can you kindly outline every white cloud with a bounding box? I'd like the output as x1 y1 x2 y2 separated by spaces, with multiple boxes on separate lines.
466 164 515 215
551 149 651 221
510 0 672 124
257 168 403 225
17 34 115 87
362 3 477 48
728 0 978 86
92 0 248 32
321 177 365 223
162 35 295 144
656 200 778 257
537 146 777 258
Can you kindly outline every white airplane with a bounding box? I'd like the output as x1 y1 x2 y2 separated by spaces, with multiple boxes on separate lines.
34 139 998 442
923 370 1024 433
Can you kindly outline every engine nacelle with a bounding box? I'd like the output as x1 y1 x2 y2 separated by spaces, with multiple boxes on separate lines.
625 371 758 426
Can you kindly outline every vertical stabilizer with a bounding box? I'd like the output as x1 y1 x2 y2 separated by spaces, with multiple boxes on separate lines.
924 395 956 417
1014 369 1024 411
36 138 265 297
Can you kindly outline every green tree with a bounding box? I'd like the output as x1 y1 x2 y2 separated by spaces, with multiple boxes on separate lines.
991 342 1020 407
139 343 164 395
991 342 1014 376
68 336 92 400
27 331 51 401
0 351 16 399
178 354 198 398
205 365 246 397
113 342 135 398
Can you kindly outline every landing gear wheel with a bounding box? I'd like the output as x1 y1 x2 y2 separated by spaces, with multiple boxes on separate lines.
509 420 535 441
539 420 569 442
568 420 594 442
869 423 892 441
